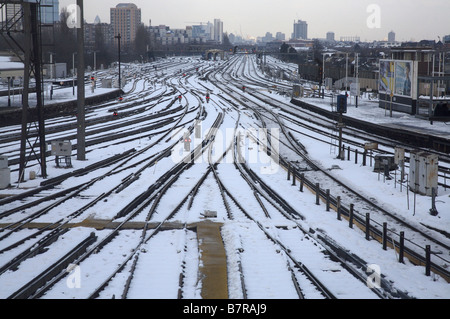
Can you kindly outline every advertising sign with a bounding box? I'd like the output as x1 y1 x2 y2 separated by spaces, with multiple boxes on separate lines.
395 61 413 98
379 59 416 98
379 60 395 94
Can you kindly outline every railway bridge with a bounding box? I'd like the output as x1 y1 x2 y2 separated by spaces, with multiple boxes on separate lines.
205 49 225 61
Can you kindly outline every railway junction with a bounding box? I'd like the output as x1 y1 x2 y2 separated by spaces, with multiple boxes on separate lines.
0 54 449 300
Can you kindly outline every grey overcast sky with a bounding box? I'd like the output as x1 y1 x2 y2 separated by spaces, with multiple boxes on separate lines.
60 0 450 42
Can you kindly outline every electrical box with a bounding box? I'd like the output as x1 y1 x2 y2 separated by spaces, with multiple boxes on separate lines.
0 168 10 189
102 78 112 88
409 151 438 196
374 155 397 172
195 122 202 139
394 147 405 165
409 150 420 193
0 156 8 169
51 141 72 157
336 95 347 113
292 85 304 98
418 153 438 196
325 78 333 90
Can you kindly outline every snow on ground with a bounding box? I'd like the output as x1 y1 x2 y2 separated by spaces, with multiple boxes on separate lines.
0 57 449 299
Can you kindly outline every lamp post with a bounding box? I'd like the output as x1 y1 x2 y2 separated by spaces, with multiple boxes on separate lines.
345 52 349 96
93 51 98 72
322 52 326 98
76 0 86 161
355 52 359 108
72 52 77 95
7 76 11 107
115 33 121 89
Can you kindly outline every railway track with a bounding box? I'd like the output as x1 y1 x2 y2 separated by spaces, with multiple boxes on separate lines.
197 84 404 298
207 55 450 283
1 56 448 299
1 87 224 298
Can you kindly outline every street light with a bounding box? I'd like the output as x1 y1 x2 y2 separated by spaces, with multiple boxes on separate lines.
72 52 77 95
355 52 359 108
345 53 349 96
93 51 99 72
7 76 11 107
322 52 326 98
115 33 121 89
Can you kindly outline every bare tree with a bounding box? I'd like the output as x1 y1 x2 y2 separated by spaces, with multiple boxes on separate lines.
134 25 150 61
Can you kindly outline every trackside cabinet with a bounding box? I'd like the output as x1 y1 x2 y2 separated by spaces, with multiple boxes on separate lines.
336 95 347 113
51 141 73 168
0 156 11 189
409 151 438 196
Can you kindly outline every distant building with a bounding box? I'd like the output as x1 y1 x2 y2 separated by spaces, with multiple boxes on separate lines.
388 31 396 43
0 53 24 80
5 3 22 30
191 23 211 43
3 0 59 30
213 19 223 44
110 3 142 47
276 32 286 41
40 0 59 25
260 32 274 43
287 39 314 51
292 20 308 40
340 36 360 43
371 41 401 49
228 33 236 44
326 32 335 42
84 16 112 51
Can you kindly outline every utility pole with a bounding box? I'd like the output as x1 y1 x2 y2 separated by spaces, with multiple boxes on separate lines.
355 53 359 108
7 77 11 107
115 33 122 89
338 112 344 160
77 0 86 161
72 52 76 96
345 53 349 96
322 52 326 99
93 51 97 72
6 2 47 181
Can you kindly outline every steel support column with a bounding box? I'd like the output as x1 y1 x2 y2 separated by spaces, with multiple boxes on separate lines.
18 2 47 181
76 0 86 161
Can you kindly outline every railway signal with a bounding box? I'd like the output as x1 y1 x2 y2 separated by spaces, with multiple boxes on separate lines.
336 94 347 160
184 134 191 152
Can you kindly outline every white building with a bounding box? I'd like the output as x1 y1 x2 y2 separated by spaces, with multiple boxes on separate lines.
213 19 223 44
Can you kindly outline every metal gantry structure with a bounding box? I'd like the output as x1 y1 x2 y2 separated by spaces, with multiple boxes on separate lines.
0 0 50 180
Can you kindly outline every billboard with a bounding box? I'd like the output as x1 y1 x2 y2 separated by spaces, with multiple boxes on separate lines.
379 59 416 99
379 60 395 94
395 61 413 98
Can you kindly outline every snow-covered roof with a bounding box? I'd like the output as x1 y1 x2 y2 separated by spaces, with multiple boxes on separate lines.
0 56 24 70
